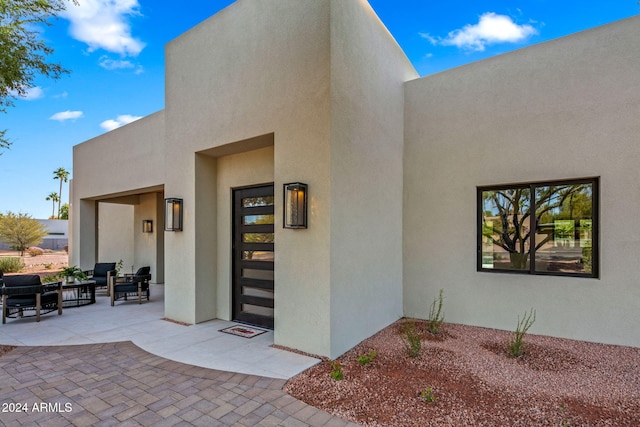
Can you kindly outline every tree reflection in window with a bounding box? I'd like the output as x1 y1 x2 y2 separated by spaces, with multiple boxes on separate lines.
242 196 274 208
479 179 597 277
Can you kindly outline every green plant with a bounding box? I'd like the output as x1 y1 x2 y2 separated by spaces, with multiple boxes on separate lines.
507 308 536 357
44 263 52 270
115 259 124 276
59 265 88 281
329 360 343 380
357 350 377 366
420 386 437 403
0 257 25 273
402 319 422 358
427 289 445 334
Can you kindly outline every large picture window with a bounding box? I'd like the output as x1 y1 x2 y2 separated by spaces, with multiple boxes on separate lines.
478 178 598 278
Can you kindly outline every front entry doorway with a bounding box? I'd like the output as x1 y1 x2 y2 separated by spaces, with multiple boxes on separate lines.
232 184 275 329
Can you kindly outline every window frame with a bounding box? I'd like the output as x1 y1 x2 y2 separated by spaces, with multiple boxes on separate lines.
477 177 599 278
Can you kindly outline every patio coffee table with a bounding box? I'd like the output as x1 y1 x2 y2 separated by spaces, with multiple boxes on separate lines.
61 279 96 308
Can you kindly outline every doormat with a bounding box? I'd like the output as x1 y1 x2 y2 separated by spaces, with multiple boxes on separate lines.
219 325 268 339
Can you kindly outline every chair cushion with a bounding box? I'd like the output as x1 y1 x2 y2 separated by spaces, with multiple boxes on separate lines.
5 295 37 306
93 263 116 277
3 275 41 287
93 276 109 287
135 266 151 276
6 292 58 307
114 283 136 292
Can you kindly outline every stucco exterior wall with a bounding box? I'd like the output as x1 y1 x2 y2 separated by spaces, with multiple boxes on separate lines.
328 0 418 356
71 111 166 268
71 1 640 357
403 16 640 347
163 0 332 354
134 193 164 282
215 145 275 321
98 203 134 269
72 111 165 201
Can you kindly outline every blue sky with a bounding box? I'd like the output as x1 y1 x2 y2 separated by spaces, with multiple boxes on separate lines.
1 0 637 219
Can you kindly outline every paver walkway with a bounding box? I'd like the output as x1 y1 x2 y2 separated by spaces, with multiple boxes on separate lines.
0 342 359 427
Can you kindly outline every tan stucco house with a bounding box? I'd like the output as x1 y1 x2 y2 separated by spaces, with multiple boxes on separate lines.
71 0 640 358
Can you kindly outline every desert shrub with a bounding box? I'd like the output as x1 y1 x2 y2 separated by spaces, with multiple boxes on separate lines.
507 308 536 357
427 289 445 334
357 350 377 366
420 386 437 403
402 319 422 358
27 247 44 256
329 360 343 380
0 257 26 273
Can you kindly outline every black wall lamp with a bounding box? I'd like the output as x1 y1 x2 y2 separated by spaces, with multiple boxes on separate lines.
142 219 153 233
283 182 308 229
164 198 183 231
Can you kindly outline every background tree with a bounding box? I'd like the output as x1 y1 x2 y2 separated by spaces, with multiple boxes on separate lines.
0 212 48 255
53 167 69 219
0 0 77 154
59 203 69 220
45 192 59 219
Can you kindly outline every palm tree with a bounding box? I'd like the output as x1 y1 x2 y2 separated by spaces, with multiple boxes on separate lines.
45 192 59 219
53 167 70 219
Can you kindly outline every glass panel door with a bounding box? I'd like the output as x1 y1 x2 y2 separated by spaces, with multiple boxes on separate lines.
232 184 275 329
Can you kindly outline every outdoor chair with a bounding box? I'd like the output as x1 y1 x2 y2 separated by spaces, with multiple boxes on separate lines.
110 267 151 306
85 262 116 294
1 273 63 324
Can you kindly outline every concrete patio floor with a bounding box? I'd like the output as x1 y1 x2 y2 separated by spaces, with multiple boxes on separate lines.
0 284 361 426
0 284 319 380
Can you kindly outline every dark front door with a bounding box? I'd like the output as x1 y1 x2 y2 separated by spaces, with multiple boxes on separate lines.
232 184 275 329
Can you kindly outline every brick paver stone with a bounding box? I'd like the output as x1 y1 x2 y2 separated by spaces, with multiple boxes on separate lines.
0 342 358 426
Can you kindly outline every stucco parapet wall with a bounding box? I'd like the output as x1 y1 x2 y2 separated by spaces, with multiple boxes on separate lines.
402 14 640 349
406 14 640 91
73 110 166 199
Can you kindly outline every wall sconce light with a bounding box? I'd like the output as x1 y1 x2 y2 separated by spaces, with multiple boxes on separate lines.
142 220 153 233
164 198 183 231
283 182 308 229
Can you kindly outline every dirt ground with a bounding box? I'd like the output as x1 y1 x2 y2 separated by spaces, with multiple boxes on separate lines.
286 319 640 426
0 250 68 279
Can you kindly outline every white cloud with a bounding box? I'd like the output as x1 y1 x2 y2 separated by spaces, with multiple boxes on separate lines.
8 86 45 100
50 110 84 121
419 32 438 45
435 13 537 52
22 87 45 100
100 114 143 131
62 0 145 56
99 56 135 70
